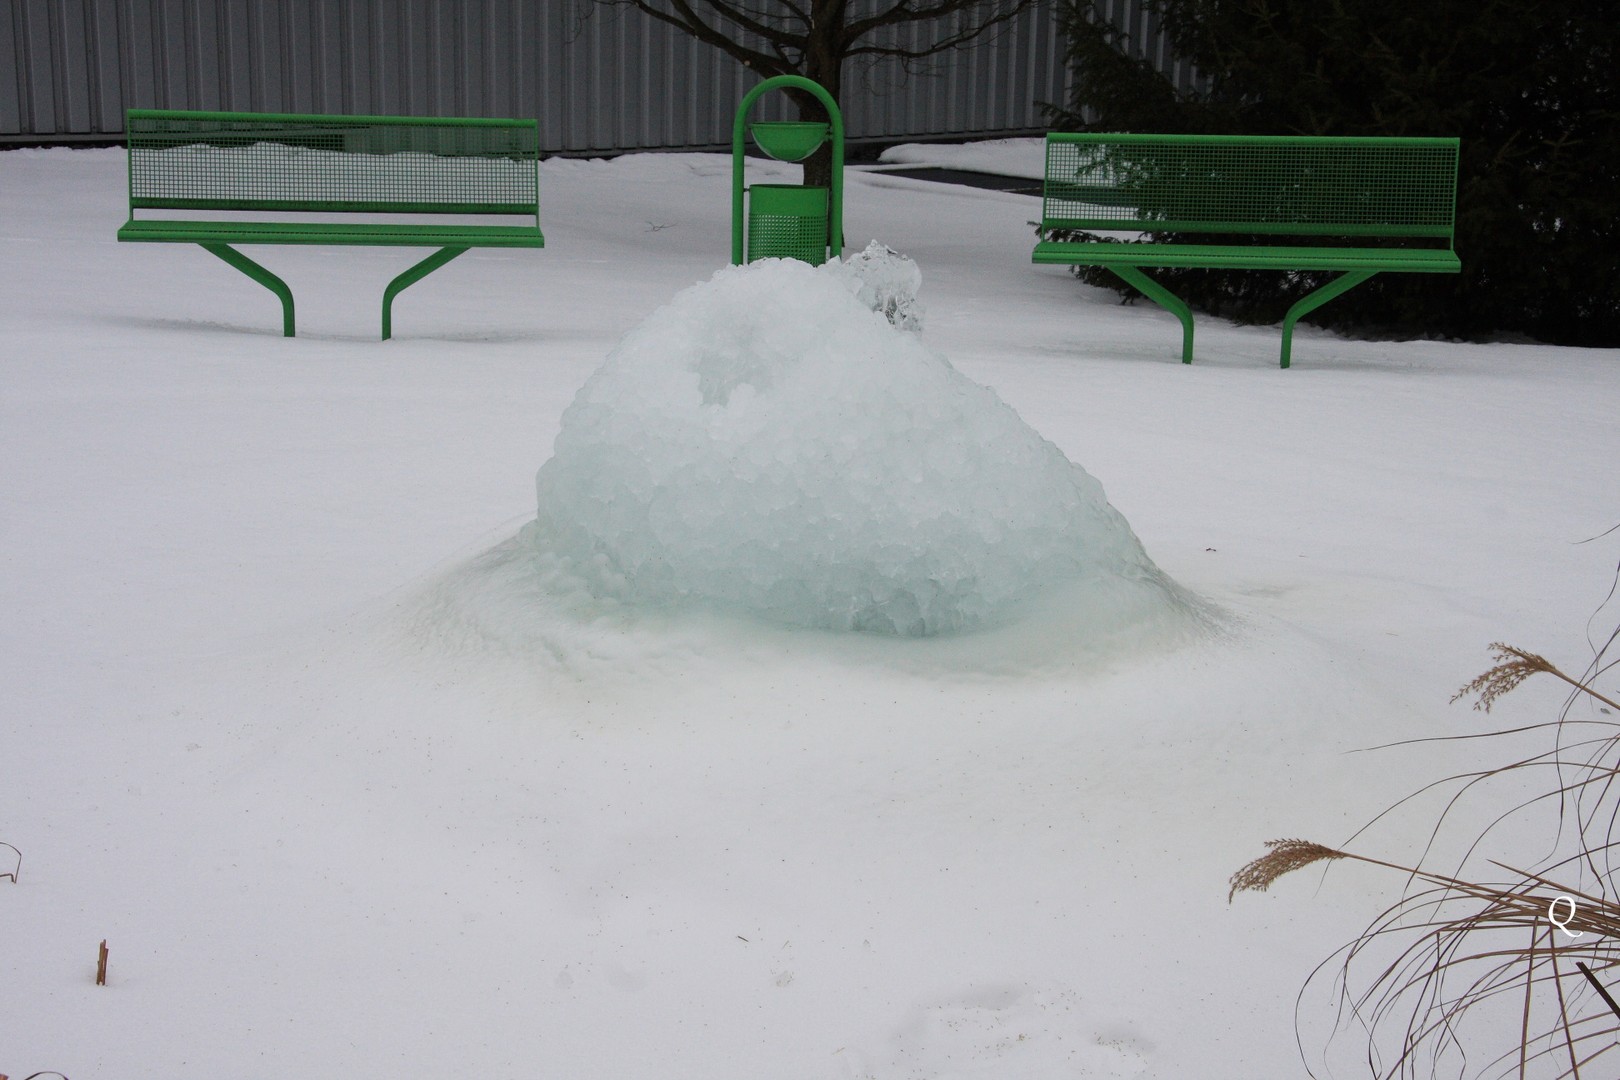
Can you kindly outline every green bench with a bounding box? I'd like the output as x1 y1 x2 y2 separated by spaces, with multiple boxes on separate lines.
1033 133 1460 367
117 109 544 339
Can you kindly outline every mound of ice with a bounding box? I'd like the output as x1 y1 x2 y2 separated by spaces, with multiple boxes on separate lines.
841 241 925 331
523 257 1186 637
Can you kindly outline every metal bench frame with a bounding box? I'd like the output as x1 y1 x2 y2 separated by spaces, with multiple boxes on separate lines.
1033 133 1461 367
117 109 544 339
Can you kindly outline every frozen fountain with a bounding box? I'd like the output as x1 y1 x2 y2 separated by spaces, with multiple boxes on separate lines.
518 249 1191 639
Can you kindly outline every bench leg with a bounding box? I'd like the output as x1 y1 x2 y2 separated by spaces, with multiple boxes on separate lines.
201 243 295 337
1107 265 1195 364
1279 270 1377 369
382 246 469 341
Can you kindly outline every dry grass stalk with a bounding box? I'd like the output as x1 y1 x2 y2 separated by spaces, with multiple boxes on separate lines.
1453 645 1558 713
1234 586 1620 1079
1229 839 1347 901
1454 644 1620 715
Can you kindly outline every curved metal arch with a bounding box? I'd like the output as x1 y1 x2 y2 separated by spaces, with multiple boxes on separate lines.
730 75 844 266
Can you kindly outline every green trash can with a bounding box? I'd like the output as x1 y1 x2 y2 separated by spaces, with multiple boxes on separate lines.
746 183 829 265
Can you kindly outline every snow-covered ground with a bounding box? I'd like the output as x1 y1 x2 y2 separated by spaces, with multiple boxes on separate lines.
878 137 1047 180
3 143 1617 1079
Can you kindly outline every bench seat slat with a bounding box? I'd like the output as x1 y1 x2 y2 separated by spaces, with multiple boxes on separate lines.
118 219 544 248
1033 241 1458 273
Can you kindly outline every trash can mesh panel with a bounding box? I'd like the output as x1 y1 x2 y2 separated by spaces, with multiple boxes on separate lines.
747 184 828 265
747 211 828 264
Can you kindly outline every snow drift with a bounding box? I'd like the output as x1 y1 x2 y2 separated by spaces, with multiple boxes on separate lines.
522 256 1189 637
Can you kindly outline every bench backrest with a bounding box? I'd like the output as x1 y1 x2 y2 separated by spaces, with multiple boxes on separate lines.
126 109 539 217
1042 133 1458 241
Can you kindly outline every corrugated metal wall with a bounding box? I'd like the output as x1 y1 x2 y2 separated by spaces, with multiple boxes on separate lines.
1 0 1109 150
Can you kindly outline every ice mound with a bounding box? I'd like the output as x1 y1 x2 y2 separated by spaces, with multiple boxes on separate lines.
841 241 925 331
522 257 1188 637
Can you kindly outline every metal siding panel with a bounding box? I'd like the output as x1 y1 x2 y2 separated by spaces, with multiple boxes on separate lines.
369 0 401 117
346 0 370 114
118 0 153 110
410 0 430 115
250 0 281 112
0 3 22 133
6 0 1177 146
490 0 511 119
553 0 577 150
391 0 414 115
411 0 430 114
432 0 447 114
619 7 638 148
315 0 341 112
572 0 590 141
614 3 634 148
539 0 565 152
54 0 93 130
635 4 655 146
523 0 544 129
20 0 53 131
285 0 312 113
219 0 248 109
918 20 939 135
191 0 222 109
686 24 706 149
984 11 1007 130
436 0 456 115
676 22 696 147
1018 4 1041 128
158 0 187 105
481 0 505 118
86 0 119 129
595 1 614 147
1039 0 1063 123
704 30 722 146
83 0 111 129
950 12 973 133
243 0 267 110
266 0 289 110
449 0 468 115
642 10 667 146
967 11 986 130
591 5 609 149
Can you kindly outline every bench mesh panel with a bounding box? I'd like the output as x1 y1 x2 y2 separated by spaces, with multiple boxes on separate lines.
1043 135 1458 237
127 112 538 212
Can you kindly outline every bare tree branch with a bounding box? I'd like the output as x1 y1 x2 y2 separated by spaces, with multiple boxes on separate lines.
608 0 799 74
842 0 1032 44
603 0 1040 81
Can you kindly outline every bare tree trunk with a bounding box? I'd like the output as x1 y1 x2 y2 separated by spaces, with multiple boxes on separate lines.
794 5 844 191
608 0 1041 216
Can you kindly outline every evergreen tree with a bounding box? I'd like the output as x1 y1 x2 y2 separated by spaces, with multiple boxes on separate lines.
1048 0 1619 347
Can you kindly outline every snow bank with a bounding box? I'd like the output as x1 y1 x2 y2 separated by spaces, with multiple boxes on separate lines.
522 256 1189 637
876 137 1048 181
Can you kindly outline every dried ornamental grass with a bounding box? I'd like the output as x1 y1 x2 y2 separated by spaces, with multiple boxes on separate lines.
1233 553 1620 1079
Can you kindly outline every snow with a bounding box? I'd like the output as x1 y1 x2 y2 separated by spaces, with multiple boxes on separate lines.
3 143 1618 1079
877 136 1048 180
